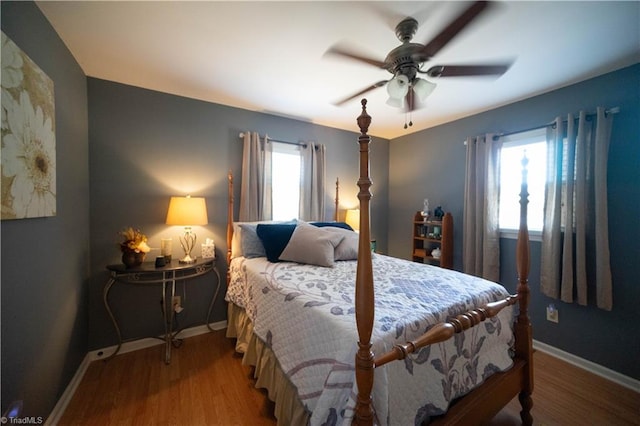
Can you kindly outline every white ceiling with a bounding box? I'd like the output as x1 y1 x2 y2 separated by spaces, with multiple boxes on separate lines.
36 1 640 139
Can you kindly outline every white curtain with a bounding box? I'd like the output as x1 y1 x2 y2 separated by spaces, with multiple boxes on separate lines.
239 132 272 221
240 132 325 222
463 134 501 281
540 108 613 310
299 142 326 221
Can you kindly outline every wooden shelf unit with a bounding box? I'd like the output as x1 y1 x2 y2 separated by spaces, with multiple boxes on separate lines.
412 211 453 269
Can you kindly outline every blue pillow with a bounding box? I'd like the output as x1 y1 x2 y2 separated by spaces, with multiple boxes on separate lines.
256 223 297 262
310 221 354 231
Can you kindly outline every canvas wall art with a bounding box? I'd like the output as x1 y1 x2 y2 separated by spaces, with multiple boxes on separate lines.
1 31 56 220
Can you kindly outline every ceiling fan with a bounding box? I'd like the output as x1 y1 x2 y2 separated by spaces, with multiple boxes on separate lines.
326 1 511 124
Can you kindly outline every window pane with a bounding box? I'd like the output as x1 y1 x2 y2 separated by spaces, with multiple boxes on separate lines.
272 151 300 221
499 139 546 231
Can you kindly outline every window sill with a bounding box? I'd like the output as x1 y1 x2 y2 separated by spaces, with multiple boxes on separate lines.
499 229 542 242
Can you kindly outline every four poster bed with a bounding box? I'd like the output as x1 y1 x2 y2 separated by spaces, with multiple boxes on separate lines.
224 100 533 425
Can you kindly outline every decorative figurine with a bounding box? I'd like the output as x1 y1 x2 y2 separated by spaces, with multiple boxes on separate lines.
431 247 441 259
421 198 430 220
434 206 445 220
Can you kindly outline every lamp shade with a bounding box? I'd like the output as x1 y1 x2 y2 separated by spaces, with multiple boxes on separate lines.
386 96 405 108
166 196 208 226
345 209 360 232
386 74 409 100
412 78 437 102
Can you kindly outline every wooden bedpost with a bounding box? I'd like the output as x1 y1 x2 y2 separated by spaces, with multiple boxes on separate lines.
515 156 534 425
353 99 375 426
227 170 234 286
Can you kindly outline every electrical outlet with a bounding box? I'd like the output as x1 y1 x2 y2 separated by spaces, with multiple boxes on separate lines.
546 303 558 323
173 296 183 313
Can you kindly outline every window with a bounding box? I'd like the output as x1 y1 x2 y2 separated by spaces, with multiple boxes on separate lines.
271 143 301 221
498 129 547 234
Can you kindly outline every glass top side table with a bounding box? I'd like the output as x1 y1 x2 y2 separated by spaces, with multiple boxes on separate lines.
103 257 219 364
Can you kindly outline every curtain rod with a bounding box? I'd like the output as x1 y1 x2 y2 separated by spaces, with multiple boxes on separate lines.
493 107 620 141
238 132 307 148
462 107 620 144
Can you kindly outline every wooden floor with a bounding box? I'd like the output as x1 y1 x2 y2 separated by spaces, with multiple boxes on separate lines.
60 330 639 425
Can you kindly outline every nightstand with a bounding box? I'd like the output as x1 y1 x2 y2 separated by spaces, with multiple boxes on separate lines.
103 257 219 364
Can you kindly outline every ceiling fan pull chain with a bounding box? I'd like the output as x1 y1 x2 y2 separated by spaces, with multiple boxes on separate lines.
403 111 414 129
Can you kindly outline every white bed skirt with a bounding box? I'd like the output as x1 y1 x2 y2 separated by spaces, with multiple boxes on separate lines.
226 302 310 425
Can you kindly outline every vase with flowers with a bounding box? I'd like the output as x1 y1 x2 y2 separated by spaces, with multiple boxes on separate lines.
119 227 151 268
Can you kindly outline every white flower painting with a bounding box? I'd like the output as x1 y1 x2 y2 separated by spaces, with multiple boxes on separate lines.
1 31 56 219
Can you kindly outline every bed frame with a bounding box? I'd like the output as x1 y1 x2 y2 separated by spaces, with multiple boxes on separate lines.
225 99 533 425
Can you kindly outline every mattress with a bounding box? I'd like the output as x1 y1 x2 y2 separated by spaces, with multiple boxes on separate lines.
226 254 514 425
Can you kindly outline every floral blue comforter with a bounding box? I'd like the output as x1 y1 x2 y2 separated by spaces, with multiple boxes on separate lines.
226 254 514 426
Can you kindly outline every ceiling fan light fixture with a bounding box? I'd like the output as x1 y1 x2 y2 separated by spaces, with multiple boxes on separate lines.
386 96 404 108
413 78 437 102
386 74 409 100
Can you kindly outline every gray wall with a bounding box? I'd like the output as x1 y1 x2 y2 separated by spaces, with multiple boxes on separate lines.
1 1 90 419
2 2 637 420
87 78 389 350
388 64 640 380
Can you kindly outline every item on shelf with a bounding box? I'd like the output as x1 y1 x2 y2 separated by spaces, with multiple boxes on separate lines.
414 248 426 257
434 206 445 220
431 247 441 259
421 198 430 220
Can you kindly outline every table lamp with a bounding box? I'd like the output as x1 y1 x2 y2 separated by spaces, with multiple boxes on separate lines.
345 208 360 233
166 195 208 263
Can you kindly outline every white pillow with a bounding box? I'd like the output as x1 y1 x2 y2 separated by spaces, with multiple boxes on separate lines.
231 222 244 258
321 226 359 260
279 223 344 267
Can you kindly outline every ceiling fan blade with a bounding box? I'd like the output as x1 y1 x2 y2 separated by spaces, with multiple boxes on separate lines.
325 46 387 69
425 63 511 78
333 80 389 106
420 1 490 58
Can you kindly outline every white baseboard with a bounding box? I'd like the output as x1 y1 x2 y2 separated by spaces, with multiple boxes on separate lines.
88 320 227 361
47 320 227 424
45 353 91 426
533 339 640 392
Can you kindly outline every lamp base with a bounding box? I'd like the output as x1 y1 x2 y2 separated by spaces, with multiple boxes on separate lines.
179 254 197 264
178 230 197 263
